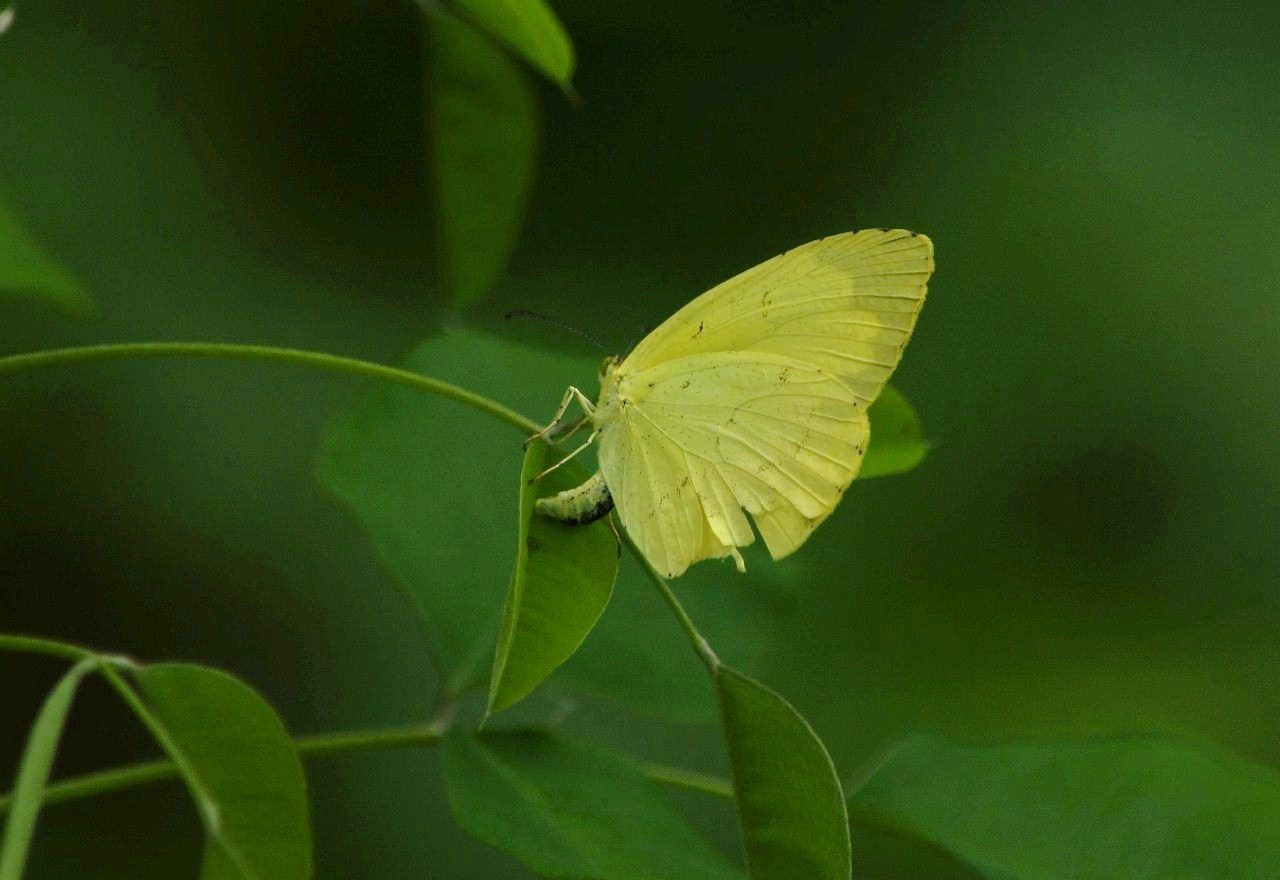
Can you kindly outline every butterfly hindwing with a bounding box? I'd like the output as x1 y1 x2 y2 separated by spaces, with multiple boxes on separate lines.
599 406 709 578
597 352 869 577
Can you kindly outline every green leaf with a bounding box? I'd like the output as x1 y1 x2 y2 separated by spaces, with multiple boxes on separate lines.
0 196 92 316
488 441 618 716
441 0 575 86
429 9 539 308
849 733 1280 880
716 666 851 880
319 329 584 688
133 664 311 880
860 385 929 479
0 657 97 880
444 729 742 879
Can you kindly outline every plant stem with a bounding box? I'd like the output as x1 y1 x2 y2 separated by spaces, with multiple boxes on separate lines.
621 532 721 673
0 635 93 662
0 343 539 435
294 724 445 759
0 724 733 816
14 760 175 811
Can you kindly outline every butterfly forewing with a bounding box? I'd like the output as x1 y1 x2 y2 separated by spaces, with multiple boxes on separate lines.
621 229 931 406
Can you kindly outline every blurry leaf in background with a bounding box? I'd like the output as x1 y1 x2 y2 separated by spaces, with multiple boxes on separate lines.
860 385 929 480
441 0 575 86
716 666 851 880
0 196 92 317
429 9 539 308
487 441 617 716
556 545 787 722
849 733 1280 880
318 330 573 690
0 658 96 880
134 664 312 880
554 560 725 719
444 729 741 879
319 328 781 718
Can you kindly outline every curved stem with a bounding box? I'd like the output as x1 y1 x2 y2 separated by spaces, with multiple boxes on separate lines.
0 343 539 435
620 531 721 673
0 635 93 662
0 723 732 816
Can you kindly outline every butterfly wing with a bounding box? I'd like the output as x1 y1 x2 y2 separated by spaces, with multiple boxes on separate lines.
597 351 869 578
621 229 932 405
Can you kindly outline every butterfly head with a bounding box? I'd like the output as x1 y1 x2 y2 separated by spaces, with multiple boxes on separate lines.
598 354 622 381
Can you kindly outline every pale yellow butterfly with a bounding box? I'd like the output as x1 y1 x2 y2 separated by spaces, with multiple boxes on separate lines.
532 229 933 578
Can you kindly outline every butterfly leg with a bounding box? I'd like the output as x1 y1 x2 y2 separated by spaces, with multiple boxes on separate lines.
524 386 596 449
546 413 588 444
529 427 600 483
606 513 622 557
524 387 576 449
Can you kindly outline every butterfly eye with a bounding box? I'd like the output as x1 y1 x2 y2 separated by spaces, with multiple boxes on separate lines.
599 355 617 378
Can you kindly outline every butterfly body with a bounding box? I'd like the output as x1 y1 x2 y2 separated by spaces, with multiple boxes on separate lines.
534 229 933 578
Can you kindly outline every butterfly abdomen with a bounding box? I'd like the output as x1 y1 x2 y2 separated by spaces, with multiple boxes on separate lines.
535 470 615 526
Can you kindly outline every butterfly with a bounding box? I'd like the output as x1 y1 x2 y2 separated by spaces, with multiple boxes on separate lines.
530 229 933 578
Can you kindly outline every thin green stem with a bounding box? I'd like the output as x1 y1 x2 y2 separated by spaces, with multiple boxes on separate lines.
0 343 539 435
0 723 733 814
621 531 721 672
294 723 445 759
10 760 176 812
0 635 93 662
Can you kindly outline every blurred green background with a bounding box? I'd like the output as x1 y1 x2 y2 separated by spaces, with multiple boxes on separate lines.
3 1 1279 877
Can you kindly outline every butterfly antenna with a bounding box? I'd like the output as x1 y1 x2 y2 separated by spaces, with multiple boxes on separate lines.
621 326 652 357
505 309 607 351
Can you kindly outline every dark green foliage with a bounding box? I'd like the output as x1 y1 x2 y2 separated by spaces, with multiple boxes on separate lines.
318 330 596 691
444 730 739 879
429 10 539 307
0 196 91 316
851 734 1280 880
437 0 574 85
